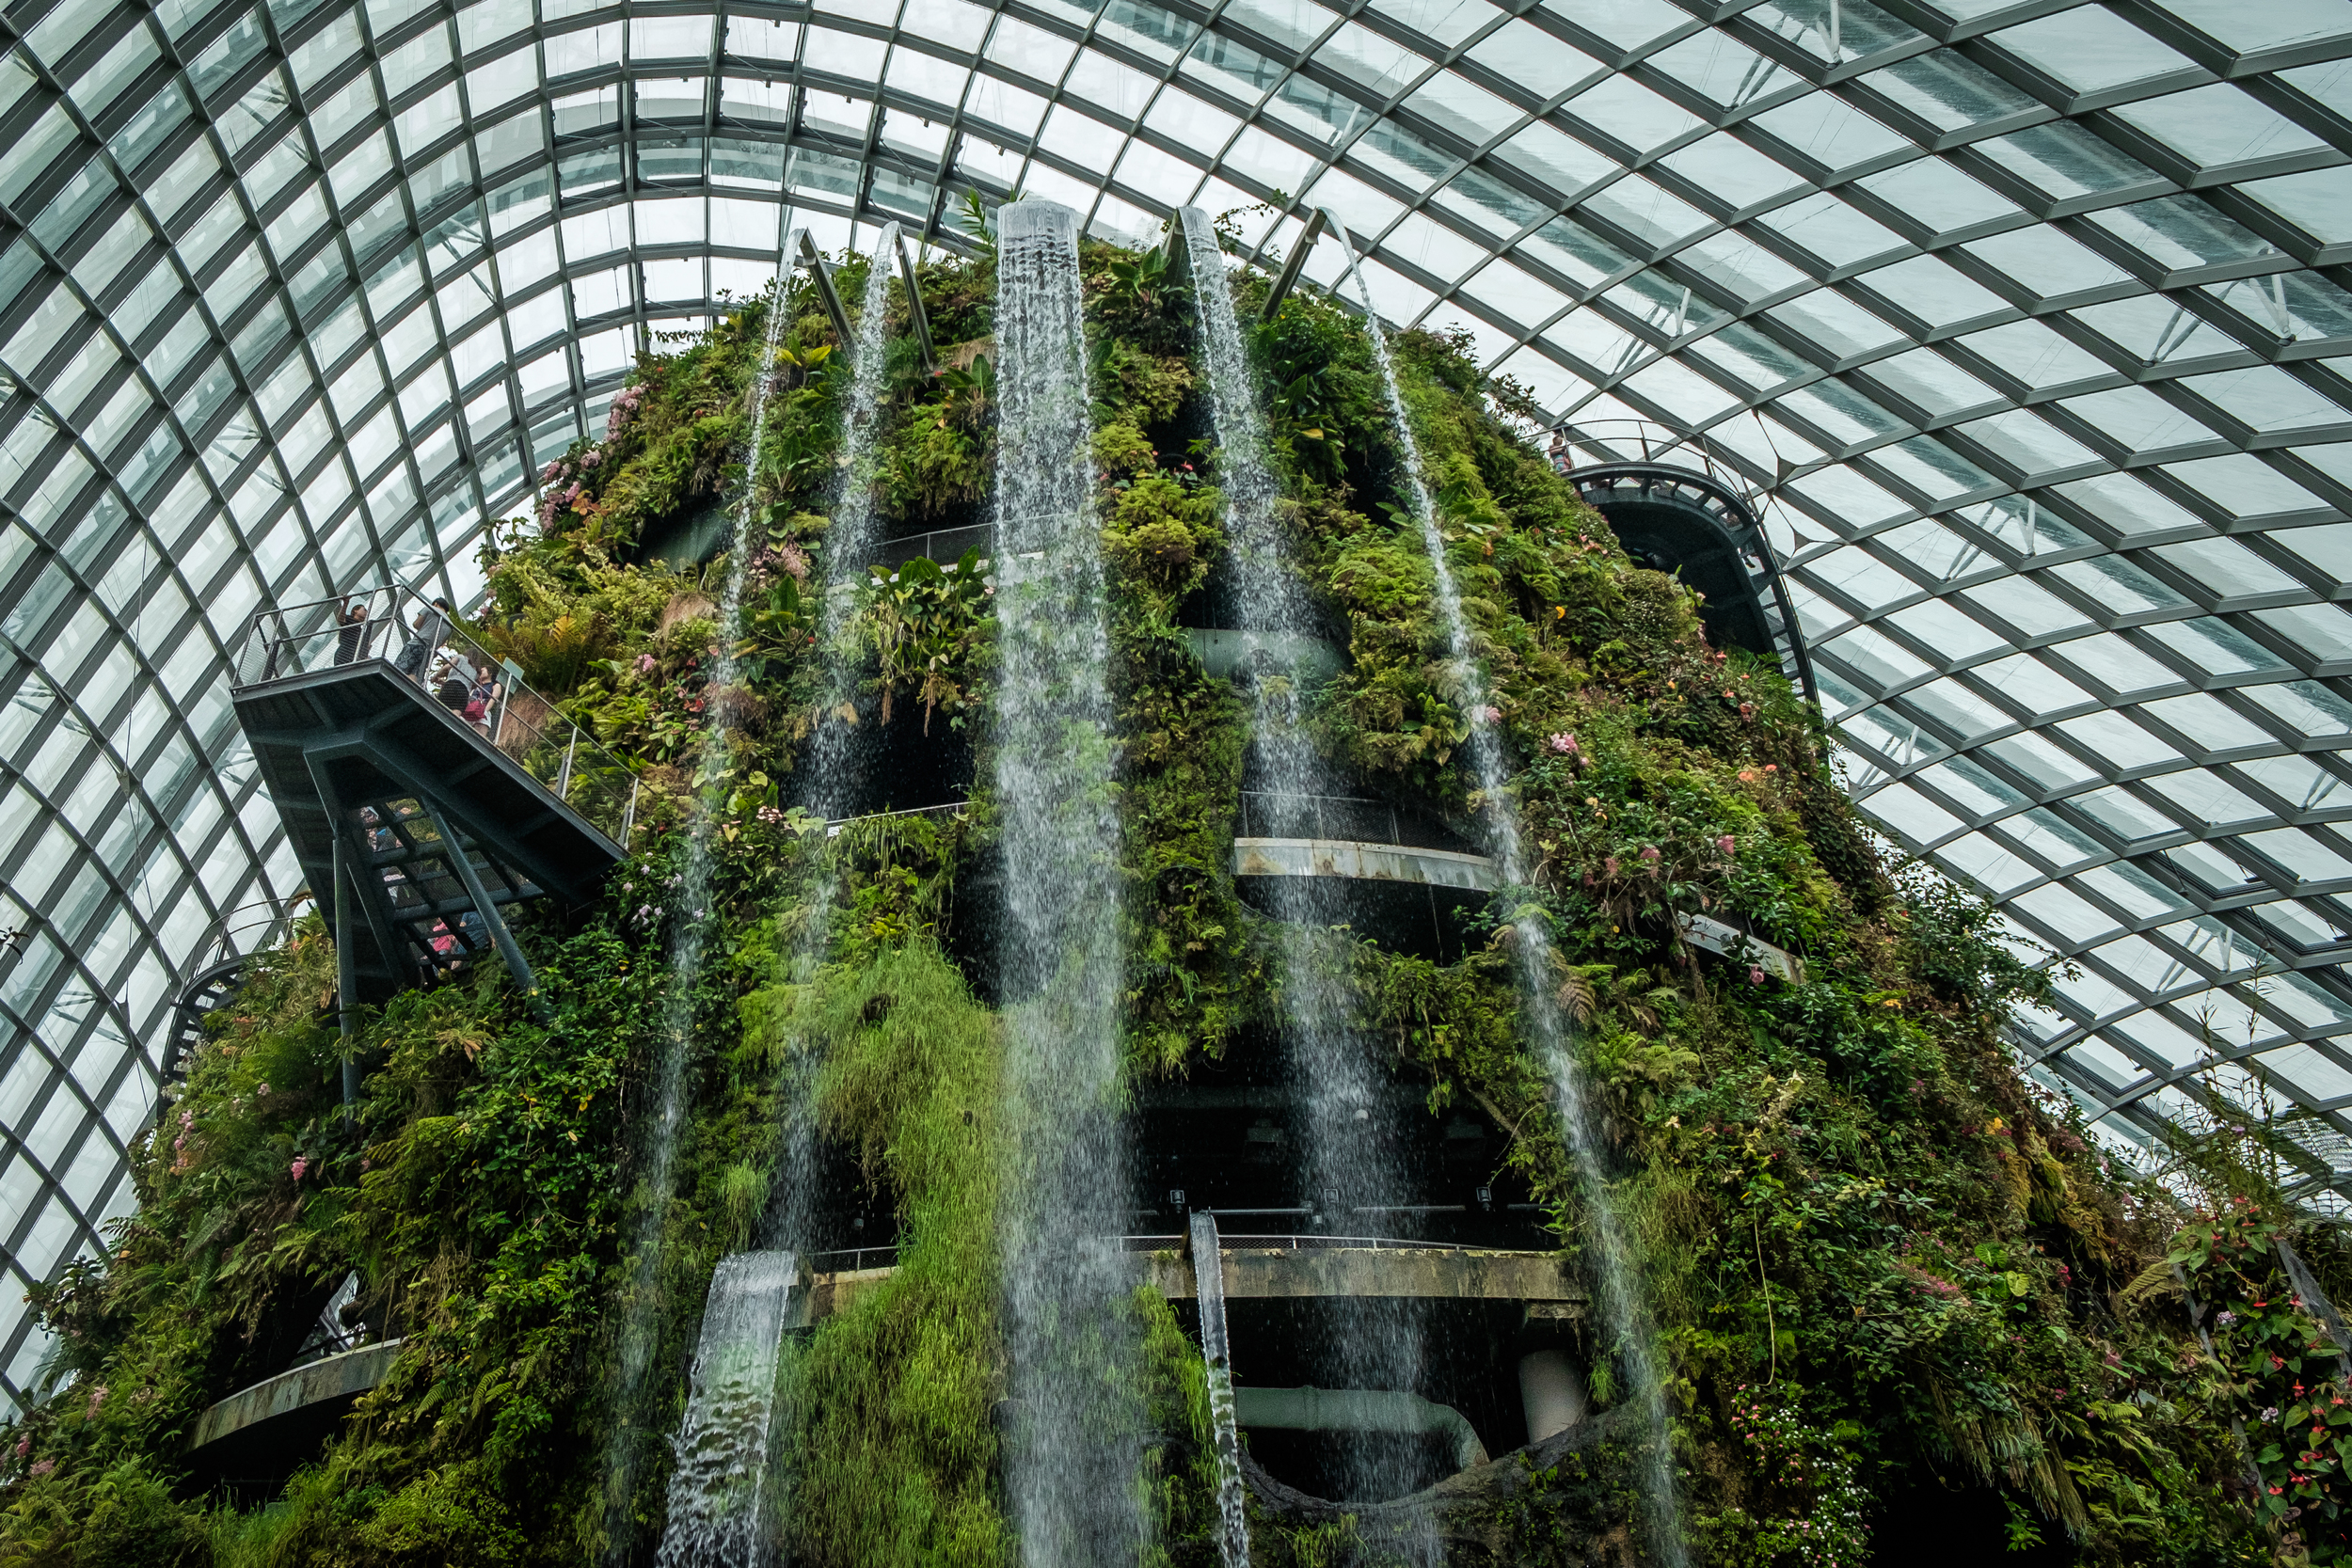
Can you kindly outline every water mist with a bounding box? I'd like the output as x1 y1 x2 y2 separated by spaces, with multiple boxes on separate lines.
1335 234 1688 1565
992 198 1146 1566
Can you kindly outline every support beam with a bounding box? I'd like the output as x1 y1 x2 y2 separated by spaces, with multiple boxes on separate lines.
1261 207 1329 319
304 758 414 994
801 230 855 348
332 839 361 1115
1162 211 1195 290
896 230 936 374
421 801 541 1008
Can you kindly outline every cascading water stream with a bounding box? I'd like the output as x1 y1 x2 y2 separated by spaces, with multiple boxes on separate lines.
800 221 904 826
1334 232 1689 1567
600 232 803 1565
652 1251 801 1567
1181 208 1431 1511
760 220 906 1251
992 198 1145 1567
1188 1210 1251 1568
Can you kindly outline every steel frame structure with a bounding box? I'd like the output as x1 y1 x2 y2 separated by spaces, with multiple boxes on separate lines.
3 0 2352 1404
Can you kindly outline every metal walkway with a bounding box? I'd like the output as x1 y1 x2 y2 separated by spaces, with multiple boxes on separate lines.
230 586 637 1016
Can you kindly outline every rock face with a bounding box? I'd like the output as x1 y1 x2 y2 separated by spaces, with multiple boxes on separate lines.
1239 1404 1654 1566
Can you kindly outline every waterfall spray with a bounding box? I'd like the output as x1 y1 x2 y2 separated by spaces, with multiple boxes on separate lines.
992 198 1145 1567
741 220 909 1555
1334 230 1689 1566
1181 208 1431 1509
600 233 802 1565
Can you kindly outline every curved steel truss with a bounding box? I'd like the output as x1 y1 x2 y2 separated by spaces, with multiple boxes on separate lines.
1 0 2350 1402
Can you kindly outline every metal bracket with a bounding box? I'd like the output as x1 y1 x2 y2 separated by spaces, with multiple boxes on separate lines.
801 230 855 348
897 230 937 374
1262 208 1330 319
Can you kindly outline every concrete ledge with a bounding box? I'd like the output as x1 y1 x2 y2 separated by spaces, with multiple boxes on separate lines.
1152 1245 1581 1307
1184 628 1346 685
792 1247 1582 1327
1233 838 1501 892
187 1339 403 1453
1677 912 1804 983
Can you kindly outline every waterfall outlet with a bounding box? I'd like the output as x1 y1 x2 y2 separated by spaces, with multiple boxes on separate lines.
1188 1210 1252 1568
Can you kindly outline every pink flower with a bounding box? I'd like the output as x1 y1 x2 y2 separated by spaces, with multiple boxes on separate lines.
1739 702 1756 720
290 1155 308 1182
540 459 563 482
582 449 602 468
1749 966 1765 984
1603 856 1620 877
1640 845 1660 863
636 653 657 674
1548 732 1577 754
29 1459 53 1478
1763 764 1777 774
257 1082 270 1097
12 1436 25 1459
1480 705 1502 723
87 1385 106 1414
1716 835 1735 855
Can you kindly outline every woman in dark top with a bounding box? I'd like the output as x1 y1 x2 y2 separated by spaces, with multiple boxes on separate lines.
332 597 371 664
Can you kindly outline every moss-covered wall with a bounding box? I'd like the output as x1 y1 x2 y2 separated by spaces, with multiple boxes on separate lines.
3 208 2342 1568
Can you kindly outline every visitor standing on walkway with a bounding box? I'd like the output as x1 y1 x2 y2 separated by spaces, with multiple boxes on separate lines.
393 597 452 684
331 596 371 664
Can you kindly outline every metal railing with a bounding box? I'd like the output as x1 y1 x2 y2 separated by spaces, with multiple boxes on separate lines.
1120 1232 1540 1254
234 583 640 847
1236 789 1472 853
803 1244 901 1274
183 894 315 980
1546 417 1820 704
824 800 970 838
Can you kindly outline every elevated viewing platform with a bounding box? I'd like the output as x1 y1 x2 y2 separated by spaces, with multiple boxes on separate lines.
1549 420 1817 704
230 585 637 1004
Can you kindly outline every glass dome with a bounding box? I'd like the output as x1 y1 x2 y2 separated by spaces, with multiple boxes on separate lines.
1 0 2349 1403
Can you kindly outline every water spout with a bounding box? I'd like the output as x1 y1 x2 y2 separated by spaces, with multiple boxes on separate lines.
1189 1210 1251 1568
600 230 804 1565
993 198 1144 1567
1333 230 1689 1567
653 1252 801 1568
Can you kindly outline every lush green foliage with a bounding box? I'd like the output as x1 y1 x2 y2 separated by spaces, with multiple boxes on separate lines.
5 214 2333 1568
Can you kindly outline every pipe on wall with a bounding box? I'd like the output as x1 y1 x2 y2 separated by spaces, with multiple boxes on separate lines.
1518 1349 1588 1443
1230 1386 1487 1472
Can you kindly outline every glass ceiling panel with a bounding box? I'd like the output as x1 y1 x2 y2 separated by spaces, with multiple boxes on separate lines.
4 0 2352 1409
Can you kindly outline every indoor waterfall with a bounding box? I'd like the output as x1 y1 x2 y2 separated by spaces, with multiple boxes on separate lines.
1337 234 1689 1566
1182 208 1434 1511
1188 1211 1251 1568
599 232 803 1565
800 220 904 824
652 1251 802 1568
992 198 1146 1566
757 220 908 1247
